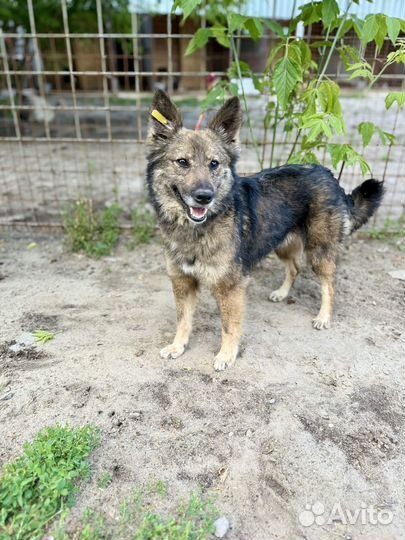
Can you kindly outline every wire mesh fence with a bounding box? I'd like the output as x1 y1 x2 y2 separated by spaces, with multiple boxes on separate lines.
0 0 404 230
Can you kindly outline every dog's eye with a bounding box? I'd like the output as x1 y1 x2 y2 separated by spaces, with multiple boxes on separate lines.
210 160 219 170
176 158 189 168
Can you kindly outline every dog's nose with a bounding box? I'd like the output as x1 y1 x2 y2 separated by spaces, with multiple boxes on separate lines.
192 189 214 205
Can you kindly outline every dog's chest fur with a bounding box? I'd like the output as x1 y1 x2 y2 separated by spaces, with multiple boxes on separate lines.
161 213 239 287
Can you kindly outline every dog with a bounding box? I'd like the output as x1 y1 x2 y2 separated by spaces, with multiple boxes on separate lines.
146 90 384 371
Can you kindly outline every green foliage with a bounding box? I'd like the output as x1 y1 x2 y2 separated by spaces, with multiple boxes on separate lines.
0 425 99 540
178 0 405 175
97 472 113 489
0 0 131 34
133 493 217 540
272 57 302 110
386 91 405 110
327 143 371 175
131 203 156 246
33 330 55 344
358 122 395 147
54 483 217 540
64 199 121 259
367 216 405 249
186 28 213 55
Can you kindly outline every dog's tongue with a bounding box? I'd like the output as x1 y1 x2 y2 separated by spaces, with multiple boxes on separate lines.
190 207 208 219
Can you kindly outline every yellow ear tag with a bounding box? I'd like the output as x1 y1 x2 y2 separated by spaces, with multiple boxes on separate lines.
151 109 169 126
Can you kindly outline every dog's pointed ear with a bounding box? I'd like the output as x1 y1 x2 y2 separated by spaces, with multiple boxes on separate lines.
148 90 182 143
208 96 242 149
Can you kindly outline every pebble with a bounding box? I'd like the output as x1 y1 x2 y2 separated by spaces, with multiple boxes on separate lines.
15 332 36 347
388 270 405 281
214 516 230 538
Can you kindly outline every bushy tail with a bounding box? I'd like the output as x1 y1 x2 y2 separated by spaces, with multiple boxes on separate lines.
348 179 385 232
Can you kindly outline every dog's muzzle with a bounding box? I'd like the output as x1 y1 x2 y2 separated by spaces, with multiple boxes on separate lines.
173 186 214 224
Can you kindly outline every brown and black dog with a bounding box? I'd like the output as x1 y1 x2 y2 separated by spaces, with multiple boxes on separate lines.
146 90 384 370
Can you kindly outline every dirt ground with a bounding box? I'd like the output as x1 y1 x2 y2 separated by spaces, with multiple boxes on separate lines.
0 233 405 540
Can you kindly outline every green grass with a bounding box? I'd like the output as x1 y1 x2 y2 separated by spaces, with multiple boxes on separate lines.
64 199 122 258
0 425 99 540
367 216 405 248
33 330 55 344
131 203 156 247
54 481 218 540
133 492 217 540
97 472 112 489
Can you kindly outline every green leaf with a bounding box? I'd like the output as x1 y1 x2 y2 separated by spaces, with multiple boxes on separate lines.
318 80 341 115
358 122 375 147
322 0 339 29
272 57 302 110
376 127 395 145
338 45 362 69
33 330 55 344
386 17 401 44
374 14 387 51
200 83 227 111
185 28 212 55
172 0 201 20
212 26 230 48
385 91 405 110
227 13 247 34
297 2 323 26
361 14 379 46
245 18 264 41
328 144 371 176
263 19 285 38
348 68 374 81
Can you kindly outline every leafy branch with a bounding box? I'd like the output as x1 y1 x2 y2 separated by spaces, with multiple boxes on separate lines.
176 0 405 176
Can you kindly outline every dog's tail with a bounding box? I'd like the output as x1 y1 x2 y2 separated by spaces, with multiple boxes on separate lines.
347 179 385 232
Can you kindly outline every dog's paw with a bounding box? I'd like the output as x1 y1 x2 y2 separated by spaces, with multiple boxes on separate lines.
160 343 185 359
214 350 237 371
269 288 288 302
312 316 330 330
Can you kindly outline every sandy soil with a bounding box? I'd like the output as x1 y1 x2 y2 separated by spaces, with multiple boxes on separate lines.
0 233 405 539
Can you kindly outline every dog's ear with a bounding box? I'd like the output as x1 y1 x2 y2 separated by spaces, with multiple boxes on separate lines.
149 90 182 143
208 97 242 150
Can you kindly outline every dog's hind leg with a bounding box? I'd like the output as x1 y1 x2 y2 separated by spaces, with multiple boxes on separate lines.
270 233 304 302
310 252 336 330
160 275 199 359
212 282 246 371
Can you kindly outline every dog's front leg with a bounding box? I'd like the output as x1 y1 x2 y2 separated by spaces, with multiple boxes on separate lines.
160 275 199 359
212 282 246 371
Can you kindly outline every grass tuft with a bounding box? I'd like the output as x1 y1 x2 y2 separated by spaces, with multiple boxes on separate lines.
33 330 55 344
64 199 121 258
0 425 99 540
54 482 217 540
367 216 405 249
131 203 156 247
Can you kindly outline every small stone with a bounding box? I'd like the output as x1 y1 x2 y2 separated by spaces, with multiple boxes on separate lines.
246 429 253 437
388 270 405 281
9 343 23 353
16 332 36 346
0 392 14 401
228 431 234 437
214 516 230 538
268 398 276 404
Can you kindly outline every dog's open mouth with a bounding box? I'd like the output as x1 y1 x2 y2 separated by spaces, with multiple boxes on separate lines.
188 206 208 223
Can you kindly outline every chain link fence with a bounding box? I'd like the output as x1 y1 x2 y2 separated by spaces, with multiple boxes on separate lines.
0 0 404 229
